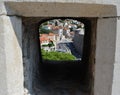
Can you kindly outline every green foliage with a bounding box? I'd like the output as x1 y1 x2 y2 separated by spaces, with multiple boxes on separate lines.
39 28 52 34
42 44 49 47
42 22 48 26
48 41 54 47
42 41 54 47
41 49 75 61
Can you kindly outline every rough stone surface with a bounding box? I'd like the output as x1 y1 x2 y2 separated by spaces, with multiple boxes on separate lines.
0 0 120 95
0 15 8 95
95 18 116 95
6 16 23 95
22 18 41 95
34 62 90 95
22 17 92 95
0 15 24 95
0 2 18 16
4 2 116 17
0 2 7 15
73 33 84 56
112 19 120 95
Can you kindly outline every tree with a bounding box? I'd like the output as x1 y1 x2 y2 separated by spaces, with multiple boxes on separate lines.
48 41 54 47
39 28 52 34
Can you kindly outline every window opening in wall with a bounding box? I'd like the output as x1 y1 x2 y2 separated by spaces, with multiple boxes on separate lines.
39 19 85 62
22 17 94 95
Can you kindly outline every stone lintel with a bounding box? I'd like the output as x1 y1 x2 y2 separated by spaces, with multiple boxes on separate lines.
0 2 17 16
0 2 117 17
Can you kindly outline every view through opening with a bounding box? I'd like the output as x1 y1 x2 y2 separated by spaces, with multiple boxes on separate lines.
22 17 95 95
39 19 85 62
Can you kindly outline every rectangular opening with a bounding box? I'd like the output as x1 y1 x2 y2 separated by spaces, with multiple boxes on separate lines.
1 2 116 95
39 17 85 62
22 17 96 95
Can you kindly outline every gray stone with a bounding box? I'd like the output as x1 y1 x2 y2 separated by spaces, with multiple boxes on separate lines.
0 15 8 95
0 2 18 16
112 19 120 95
95 18 116 95
4 2 117 17
0 2 7 15
0 1 120 95
0 15 24 95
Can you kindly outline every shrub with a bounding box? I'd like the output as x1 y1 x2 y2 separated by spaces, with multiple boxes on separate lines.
41 49 75 61
39 27 52 34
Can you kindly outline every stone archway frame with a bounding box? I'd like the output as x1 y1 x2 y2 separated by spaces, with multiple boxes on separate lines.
0 2 117 95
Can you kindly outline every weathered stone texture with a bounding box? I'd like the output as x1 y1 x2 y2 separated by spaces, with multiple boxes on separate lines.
0 0 119 17
0 0 120 95
0 15 24 95
0 15 8 95
112 19 120 95
4 2 116 17
73 33 84 56
22 18 41 95
1 0 96 3
95 18 116 95
6 16 23 95
0 2 7 15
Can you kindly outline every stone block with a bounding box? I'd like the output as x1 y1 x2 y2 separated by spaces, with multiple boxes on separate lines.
0 15 8 95
0 2 7 15
0 15 23 95
0 2 17 16
95 18 116 95
0 1 119 95
112 19 120 95
4 2 116 17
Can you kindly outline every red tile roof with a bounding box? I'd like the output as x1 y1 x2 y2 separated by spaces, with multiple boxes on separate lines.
49 33 55 36
40 37 49 42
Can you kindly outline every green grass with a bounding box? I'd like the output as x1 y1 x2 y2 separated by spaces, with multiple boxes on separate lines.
41 49 75 61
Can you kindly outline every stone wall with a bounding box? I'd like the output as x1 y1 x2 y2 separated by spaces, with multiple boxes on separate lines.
22 18 42 95
73 32 84 57
0 1 120 95
0 15 24 95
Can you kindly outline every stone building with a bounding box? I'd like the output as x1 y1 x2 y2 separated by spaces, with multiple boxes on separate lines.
73 28 84 57
0 0 120 95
